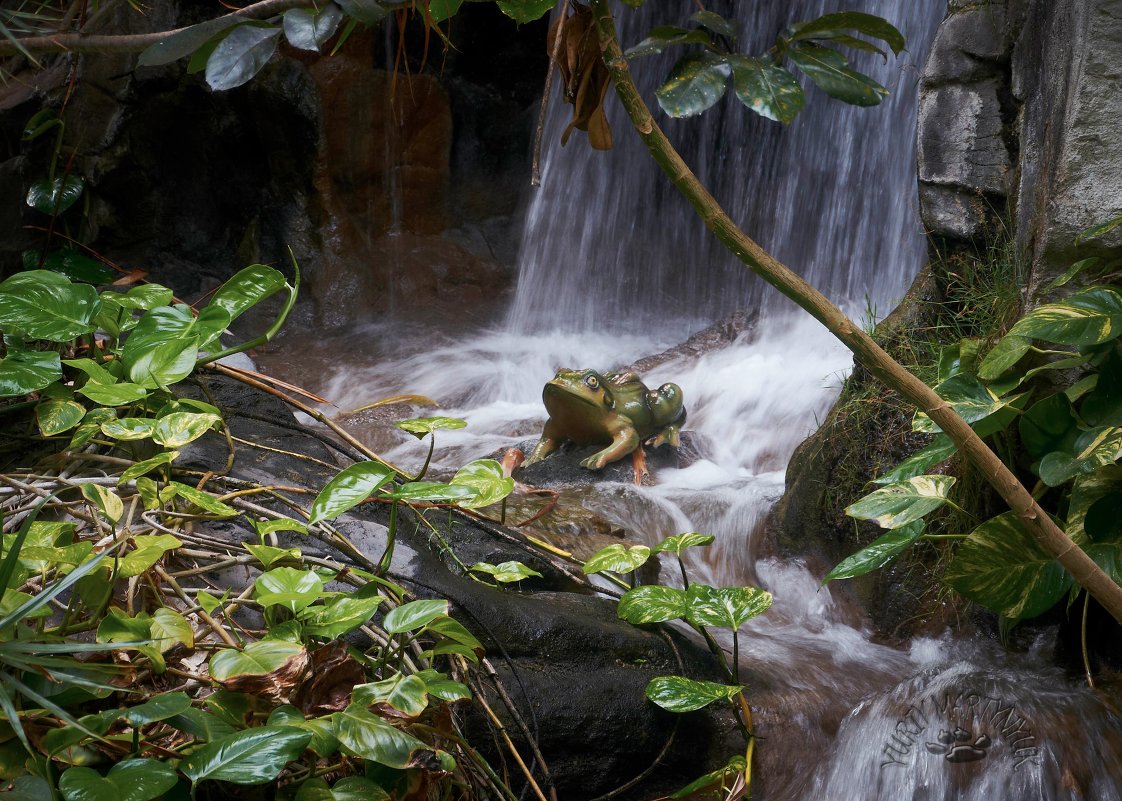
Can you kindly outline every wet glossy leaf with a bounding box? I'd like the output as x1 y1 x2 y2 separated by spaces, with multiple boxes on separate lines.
152 411 222 447
127 337 199 389
1006 286 1122 346
59 759 178 801
179 725 312 784
244 543 301 569
787 44 887 106
823 520 924 582
151 607 194 650
872 436 956 485
309 461 395 524
690 10 736 38
119 451 178 484
0 270 99 342
451 458 514 508
427 0 464 23
1075 213 1122 244
138 15 242 66
25 248 115 284
728 55 804 123
425 616 484 655
0 349 60 397
383 599 448 634
205 24 281 91
624 26 711 59
248 518 308 538
416 669 472 703
300 594 383 638
208 264 288 322
943 512 1072 619
117 284 175 311
394 416 467 437
469 560 542 582
645 675 742 713
913 374 1022 433
210 640 307 681
27 175 84 215
384 481 477 502
845 475 956 529
655 51 731 118
294 776 389 801
80 483 124 524
77 381 148 406
1019 394 1079 459
63 357 119 385
653 532 715 555
617 585 688 624
494 0 553 23
165 708 236 742
1081 349 1122 426
283 5 343 51
1038 426 1122 486
36 398 84 435
684 584 772 629
332 703 429 767
978 334 1033 380
790 11 905 55
118 534 181 577
101 417 156 441
255 567 323 613
670 755 746 799
335 0 389 24
120 692 192 726
169 481 238 517
583 544 651 574
353 674 429 717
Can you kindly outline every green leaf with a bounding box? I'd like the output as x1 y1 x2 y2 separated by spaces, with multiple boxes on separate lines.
205 24 282 91
1075 214 1122 244
787 43 887 106
1018 394 1079 459
494 0 553 24
255 567 324 613
283 6 343 51
35 398 84 436
81 483 124 524
822 520 925 582
335 0 390 25
151 607 194 651
384 482 477 502
1084 492 1122 544
101 417 156 441
1006 286 1122 347
210 640 307 681
151 411 222 447
394 416 467 437
24 248 115 284
645 676 742 713
617 585 688 624
670 755 746 799
63 357 119 385
27 175 84 215
169 481 238 517
243 543 301 569
77 381 148 406
299 594 383 638
427 0 464 23
978 334 1033 380
943 512 1071 619
1038 426 1122 486
165 707 236 743
352 674 429 717
138 15 243 66
655 51 731 118
248 518 308 538
1067 465 1122 543
309 461 395 524
624 26 711 60
653 532 715 555
208 264 289 324
179 726 312 785
0 349 61 397
118 534 182 577
332 704 429 768
120 692 192 726
728 55 805 123
424 616 484 655
469 561 543 583
683 584 772 629
127 338 199 389
58 759 178 801
582 544 651 575
1081 349 1122 426
120 451 178 484
912 373 1023 433
294 776 389 801
690 10 736 39
0 270 99 342
416 669 472 703
450 459 514 509
383 599 449 634
872 436 956 485
790 11 905 55
845 475 956 529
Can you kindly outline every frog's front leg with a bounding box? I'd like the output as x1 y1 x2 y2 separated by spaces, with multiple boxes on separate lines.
646 422 681 450
524 420 566 466
581 427 640 470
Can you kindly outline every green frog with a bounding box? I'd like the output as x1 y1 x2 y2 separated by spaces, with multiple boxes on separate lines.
523 368 686 471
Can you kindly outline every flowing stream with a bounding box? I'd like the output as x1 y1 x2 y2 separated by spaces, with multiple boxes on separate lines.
261 1 1122 797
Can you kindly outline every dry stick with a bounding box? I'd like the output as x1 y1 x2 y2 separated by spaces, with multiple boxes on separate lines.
479 657 558 801
473 687 550 801
586 0 1122 626
153 565 238 648
0 0 310 56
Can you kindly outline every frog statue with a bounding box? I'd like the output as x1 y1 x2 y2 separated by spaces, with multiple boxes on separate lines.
522 368 686 477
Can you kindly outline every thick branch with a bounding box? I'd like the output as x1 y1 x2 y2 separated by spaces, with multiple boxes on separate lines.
0 0 308 56
587 0 1122 625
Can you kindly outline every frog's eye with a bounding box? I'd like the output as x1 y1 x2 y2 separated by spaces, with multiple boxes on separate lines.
585 375 599 390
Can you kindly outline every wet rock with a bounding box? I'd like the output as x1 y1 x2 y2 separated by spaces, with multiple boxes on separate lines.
917 80 1010 197
512 434 697 489
924 6 1009 83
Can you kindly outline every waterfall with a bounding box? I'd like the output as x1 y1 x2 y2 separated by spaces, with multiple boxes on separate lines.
508 0 946 335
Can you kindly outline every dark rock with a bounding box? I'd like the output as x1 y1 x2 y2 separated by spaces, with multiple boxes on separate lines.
917 80 1011 197
924 6 1010 84
919 183 994 241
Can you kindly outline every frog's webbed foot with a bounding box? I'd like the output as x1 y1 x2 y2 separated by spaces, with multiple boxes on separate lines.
524 425 564 467
581 429 640 470
647 423 681 450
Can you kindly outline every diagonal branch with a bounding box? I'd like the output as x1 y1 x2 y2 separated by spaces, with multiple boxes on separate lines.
586 0 1122 625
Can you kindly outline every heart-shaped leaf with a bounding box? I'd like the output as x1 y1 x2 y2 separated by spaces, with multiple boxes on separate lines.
683 584 772 629
653 532 716 555
283 6 343 51
309 461 395 524
299 594 383 638
427 0 464 23
469 561 543 583
168 481 237 517
58 758 178 801
582 544 651 575
352 674 429 717
208 263 289 322
790 11 905 54
120 692 192 726
1038 426 1122 487
119 451 178 484
152 411 222 447
255 567 323 613
645 675 742 713
494 0 552 23
845 475 956 529
24 248 115 284
822 520 924 582
78 382 148 406
0 270 99 342
451 459 514 508
35 398 85 435
383 599 449 634
1005 286 1122 347
27 175 85 215
210 640 308 681
335 0 390 25
0 349 61 398
383 482 477 503
332 703 429 767
294 776 390 801
617 585 688 624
